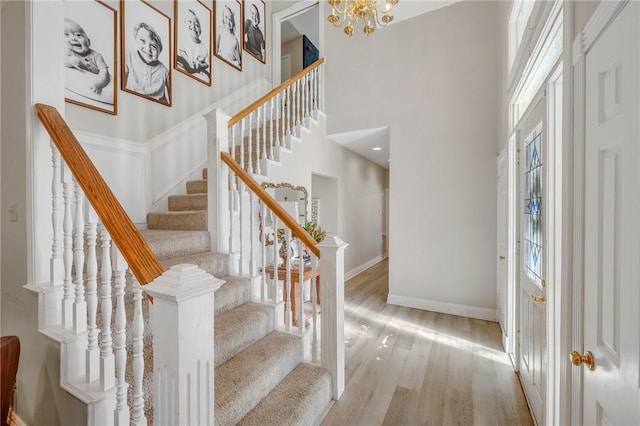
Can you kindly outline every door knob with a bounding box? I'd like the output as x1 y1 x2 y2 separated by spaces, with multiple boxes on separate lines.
531 294 546 303
570 350 595 371
499 255 505 260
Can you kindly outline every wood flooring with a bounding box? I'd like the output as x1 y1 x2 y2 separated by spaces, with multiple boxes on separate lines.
320 258 533 426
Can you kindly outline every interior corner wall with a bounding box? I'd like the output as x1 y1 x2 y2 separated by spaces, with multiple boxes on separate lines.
281 35 303 76
324 1 500 318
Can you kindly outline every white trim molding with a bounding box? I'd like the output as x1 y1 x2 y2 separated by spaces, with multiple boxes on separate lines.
345 255 385 281
387 294 497 322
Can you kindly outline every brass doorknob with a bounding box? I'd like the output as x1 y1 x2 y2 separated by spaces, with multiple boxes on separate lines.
499 255 505 260
531 294 546 303
570 350 595 371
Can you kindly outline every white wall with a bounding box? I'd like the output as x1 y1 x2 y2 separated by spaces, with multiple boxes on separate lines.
65 0 276 143
281 35 303 76
268 116 388 276
312 173 338 236
324 1 500 319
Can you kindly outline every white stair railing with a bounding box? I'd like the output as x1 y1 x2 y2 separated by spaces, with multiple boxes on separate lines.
35 104 219 426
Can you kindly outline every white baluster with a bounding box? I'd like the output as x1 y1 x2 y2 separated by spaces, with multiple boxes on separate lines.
239 181 246 276
255 108 261 175
269 99 274 160
311 69 317 115
302 74 308 119
298 244 304 331
62 167 74 328
247 113 254 174
249 192 256 276
262 104 267 161
51 144 64 286
131 279 147 426
73 182 87 333
113 249 129 425
85 205 99 382
319 64 324 111
273 214 280 303
100 230 115 391
276 93 282 146
240 120 245 173
293 81 299 127
285 88 291 136
285 228 292 330
230 125 236 164
260 203 267 302
311 254 319 362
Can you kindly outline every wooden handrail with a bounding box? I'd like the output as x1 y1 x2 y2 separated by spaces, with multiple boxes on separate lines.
35 104 165 286
228 58 325 128
220 151 320 258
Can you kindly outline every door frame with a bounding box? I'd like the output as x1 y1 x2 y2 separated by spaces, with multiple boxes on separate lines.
570 1 630 424
506 1 567 423
271 0 320 88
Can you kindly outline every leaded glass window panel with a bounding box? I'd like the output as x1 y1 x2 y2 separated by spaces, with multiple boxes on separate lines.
524 126 543 283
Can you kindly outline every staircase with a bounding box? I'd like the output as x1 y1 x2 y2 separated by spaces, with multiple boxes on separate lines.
31 58 345 426
139 168 333 424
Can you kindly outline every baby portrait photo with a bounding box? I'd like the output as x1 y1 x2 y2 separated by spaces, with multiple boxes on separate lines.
243 0 266 64
214 0 242 71
121 0 172 106
64 0 117 115
175 0 212 86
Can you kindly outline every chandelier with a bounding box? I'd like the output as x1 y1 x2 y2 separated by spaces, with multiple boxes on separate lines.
327 0 399 36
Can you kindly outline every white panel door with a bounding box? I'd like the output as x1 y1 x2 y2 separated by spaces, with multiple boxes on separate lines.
582 2 640 424
518 98 546 425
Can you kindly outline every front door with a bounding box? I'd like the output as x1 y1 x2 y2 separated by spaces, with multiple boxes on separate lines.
581 2 640 423
518 96 546 425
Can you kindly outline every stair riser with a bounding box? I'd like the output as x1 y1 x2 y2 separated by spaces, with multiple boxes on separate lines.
147 211 207 231
168 194 207 211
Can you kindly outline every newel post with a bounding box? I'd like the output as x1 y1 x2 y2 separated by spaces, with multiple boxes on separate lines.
318 235 348 400
144 264 224 426
204 108 231 253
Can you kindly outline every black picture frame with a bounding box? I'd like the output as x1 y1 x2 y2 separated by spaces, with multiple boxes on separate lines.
214 0 243 71
121 0 172 106
64 0 118 115
174 0 212 86
242 0 266 64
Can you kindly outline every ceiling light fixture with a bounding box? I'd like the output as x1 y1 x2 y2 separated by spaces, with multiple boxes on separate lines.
372 147 382 151
327 0 399 37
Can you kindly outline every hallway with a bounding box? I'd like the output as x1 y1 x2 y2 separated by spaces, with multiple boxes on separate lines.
321 259 533 425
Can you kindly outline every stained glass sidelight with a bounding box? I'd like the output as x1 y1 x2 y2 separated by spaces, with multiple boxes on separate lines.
524 126 543 283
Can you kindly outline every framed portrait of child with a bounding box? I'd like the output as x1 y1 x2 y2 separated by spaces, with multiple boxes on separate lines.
242 0 266 64
121 0 173 106
64 0 118 115
214 0 243 71
174 0 212 86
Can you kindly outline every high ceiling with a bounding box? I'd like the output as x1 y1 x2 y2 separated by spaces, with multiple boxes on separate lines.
280 0 461 169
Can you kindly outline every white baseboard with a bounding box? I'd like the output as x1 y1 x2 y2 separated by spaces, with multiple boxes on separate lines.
386 294 497 322
345 255 386 281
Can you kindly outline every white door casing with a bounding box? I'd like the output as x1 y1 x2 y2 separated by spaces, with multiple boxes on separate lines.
497 149 508 347
580 1 640 424
518 96 546 425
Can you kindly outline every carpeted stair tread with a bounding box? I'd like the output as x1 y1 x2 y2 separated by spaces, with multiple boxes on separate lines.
160 251 229 278
147 210 207 231
214 275 251 316
140 229 210 260
214 331 303 426
186 179 207 194
168 193 207 211
214 302 275 367
238 363 332 426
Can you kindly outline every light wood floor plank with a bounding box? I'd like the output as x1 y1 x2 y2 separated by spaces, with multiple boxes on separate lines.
321 258 533 426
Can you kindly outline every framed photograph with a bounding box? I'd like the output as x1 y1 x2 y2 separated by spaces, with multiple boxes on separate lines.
214 0 243 71
121 0 172 106
64 0 118 115
174 0 212 86
242 0 265 64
